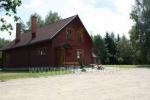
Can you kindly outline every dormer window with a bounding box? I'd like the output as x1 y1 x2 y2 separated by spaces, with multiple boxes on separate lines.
66 28 73 40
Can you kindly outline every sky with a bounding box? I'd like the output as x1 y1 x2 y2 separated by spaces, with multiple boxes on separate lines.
0 0 135 40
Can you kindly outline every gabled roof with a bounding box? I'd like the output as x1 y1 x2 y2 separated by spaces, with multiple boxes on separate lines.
2 15 78 50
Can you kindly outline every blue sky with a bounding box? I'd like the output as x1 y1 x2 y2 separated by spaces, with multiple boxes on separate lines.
94 0 117 11
0 0 134 40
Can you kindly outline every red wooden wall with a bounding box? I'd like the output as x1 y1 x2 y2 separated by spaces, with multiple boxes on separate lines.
2 17 93 68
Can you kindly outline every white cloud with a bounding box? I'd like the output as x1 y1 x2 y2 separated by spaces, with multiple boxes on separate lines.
0 0 135 40
114 0 134 15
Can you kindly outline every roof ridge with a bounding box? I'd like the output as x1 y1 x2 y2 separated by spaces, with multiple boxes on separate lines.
38 15 78 31
10 15 77 41
19 15 78 36
1 15 78 50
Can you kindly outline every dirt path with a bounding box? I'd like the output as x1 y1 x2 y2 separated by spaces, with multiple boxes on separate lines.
0 68 150 100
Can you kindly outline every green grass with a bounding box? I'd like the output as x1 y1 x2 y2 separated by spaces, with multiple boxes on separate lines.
0 70 73 81
103 65 150 68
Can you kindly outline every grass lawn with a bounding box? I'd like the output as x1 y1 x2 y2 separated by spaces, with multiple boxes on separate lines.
0 70 73 81
0 65 149 81
103 65 150 68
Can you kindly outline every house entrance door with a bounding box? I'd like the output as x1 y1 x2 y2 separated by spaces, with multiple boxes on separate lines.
77 49 84 66
55 47 65 66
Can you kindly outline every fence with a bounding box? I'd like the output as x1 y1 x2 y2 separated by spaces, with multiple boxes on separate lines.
28 66 80 73
1 65 104 74
1 66 81 73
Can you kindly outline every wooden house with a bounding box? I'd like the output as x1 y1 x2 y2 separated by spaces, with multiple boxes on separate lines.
1 15 94 69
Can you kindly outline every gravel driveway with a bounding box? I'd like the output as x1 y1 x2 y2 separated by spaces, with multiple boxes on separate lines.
0 67 150 100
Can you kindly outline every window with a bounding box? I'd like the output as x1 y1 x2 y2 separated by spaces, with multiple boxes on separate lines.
37 48 47 56
77 49 83 59
5 52 10 64
77 31 83 42
66 29 73 40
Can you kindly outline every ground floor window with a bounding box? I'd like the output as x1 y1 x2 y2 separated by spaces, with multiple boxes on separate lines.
77 49 83 59
5 52 10 64
37 47 47 56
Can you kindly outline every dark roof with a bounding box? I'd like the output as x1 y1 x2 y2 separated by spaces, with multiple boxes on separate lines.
2 15 78 50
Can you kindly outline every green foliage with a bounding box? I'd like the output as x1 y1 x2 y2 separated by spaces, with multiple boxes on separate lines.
0 70 73 81
24 13 45 32
103 65 150 68
0 38 11 65
92 34 108 64
116 35 134 64
22 11 61 32
81 68 86 72
92 33 135 64
45 11 61 25
0 54 2 65
104 32 117 64
0 0 22 34
130 0 150 64
0 38 11 49
92 0 150 64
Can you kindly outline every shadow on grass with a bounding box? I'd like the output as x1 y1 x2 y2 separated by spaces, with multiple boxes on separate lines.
136 65 150 68
103 65 150 68
0 69 29 73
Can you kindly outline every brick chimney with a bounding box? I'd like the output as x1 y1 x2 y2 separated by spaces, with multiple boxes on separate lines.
31 16 37 39
15 23 21 43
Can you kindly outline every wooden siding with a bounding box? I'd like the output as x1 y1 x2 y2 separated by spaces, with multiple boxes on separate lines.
51 17 93 66
2 41 52 68
2 16 93 68
3 47 28 67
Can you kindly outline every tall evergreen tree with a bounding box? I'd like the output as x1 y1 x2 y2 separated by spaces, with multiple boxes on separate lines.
117 35 134 64
130 0 150 64
92 34 108 64
104 32 117 64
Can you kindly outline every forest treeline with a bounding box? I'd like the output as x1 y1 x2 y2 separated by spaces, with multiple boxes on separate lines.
92 32 149 65
92 0 150 64
92 33 137 64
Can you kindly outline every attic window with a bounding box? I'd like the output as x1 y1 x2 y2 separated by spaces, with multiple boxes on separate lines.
38 48 47 56
77 31 83 42
66 28 73 40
